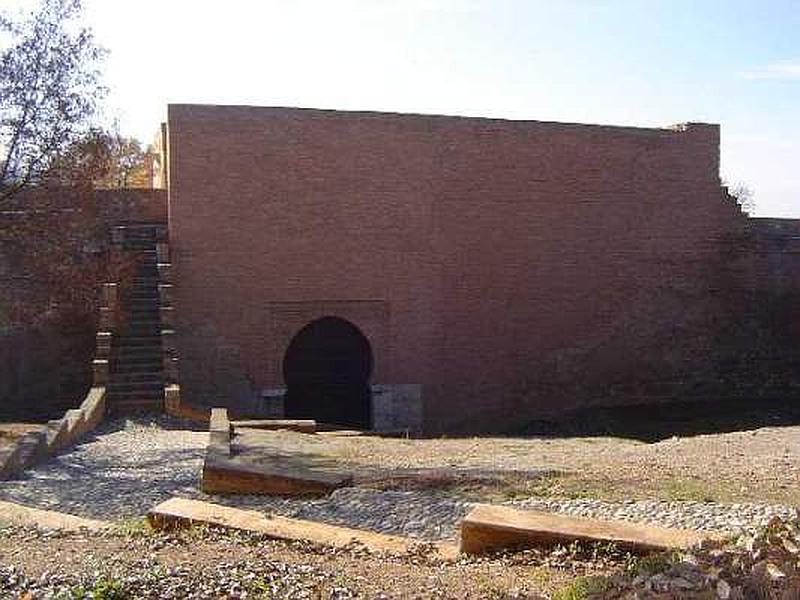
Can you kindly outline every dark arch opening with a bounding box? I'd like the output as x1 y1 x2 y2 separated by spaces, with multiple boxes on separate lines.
282 316 373 429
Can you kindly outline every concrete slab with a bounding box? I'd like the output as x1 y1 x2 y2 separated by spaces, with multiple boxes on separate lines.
233 419 316 434
148 497 457 558
0 500 108 531
201 414 352 496
202 453 352 496
208 408 232 456
460 504 725 555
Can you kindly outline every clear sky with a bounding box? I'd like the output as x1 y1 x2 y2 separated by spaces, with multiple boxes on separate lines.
9 0 800 216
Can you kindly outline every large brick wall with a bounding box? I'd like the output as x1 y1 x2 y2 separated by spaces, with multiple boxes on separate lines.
167 105 749 433
727 218 800 393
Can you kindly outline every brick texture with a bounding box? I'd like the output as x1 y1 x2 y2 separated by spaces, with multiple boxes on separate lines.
167 105 752 433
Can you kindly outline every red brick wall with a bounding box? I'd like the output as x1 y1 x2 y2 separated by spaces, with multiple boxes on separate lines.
167 105 744 433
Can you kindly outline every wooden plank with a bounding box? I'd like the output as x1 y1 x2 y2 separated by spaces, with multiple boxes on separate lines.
148 497 457 559
233 420 316 434
460 504 725 555
0 500 108 531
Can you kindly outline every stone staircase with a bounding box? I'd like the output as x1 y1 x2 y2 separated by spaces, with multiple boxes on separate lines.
107 223 166 414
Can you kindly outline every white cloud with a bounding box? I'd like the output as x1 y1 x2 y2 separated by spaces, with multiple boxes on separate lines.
742 59 800 80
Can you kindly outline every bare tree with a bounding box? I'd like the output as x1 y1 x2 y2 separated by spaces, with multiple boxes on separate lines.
730 183 756 216
0 1 133 328
0 0 106 203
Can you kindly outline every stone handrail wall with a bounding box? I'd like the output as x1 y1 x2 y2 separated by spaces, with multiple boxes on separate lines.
0 267 123 479
0 385 107 480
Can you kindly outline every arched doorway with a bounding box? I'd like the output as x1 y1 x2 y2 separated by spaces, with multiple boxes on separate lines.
282 316 373 429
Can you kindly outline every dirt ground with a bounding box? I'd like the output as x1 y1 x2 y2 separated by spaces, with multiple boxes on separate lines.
256 424 800 505
0 525 624 599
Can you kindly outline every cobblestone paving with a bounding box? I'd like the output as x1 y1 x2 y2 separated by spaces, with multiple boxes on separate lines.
506 497 798 536
0 420 206 519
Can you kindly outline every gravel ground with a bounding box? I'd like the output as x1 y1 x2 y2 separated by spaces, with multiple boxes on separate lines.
0 419 206 519
0 418 797 543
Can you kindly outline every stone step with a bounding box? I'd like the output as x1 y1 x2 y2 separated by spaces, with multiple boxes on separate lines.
120 225 160 234
108 393 164 404
128 296 158 303
108 379 164 392
126 310 160 319
122 233 157 240
120 329 161 339
133 265 158 273
114 345 162 355
108 398 165 414
111 346 164 357
134 258 158 266
107 223 171 418
111 363 163 375
129 293 160 302
125 317 161 326
128 300 160 308
110 353 162 363
126 310 159 317
114 335 162 345
110 371 164 383
125 319 160 328
129 282 157 290
111 360 163 372
109 386 164 398
120 331 161 341
124 316 160 325
122 236 157 244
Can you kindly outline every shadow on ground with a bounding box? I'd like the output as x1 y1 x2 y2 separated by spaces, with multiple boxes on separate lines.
521 396 800 442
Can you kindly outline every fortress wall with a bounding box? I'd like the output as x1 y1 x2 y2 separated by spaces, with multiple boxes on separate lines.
167 105 744 432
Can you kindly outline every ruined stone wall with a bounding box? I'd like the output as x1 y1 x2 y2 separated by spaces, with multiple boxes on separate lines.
167 104 745 433
0 187 167 421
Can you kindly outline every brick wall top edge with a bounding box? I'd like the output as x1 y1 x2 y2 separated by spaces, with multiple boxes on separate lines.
166 103 717 138
748 217 800 236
